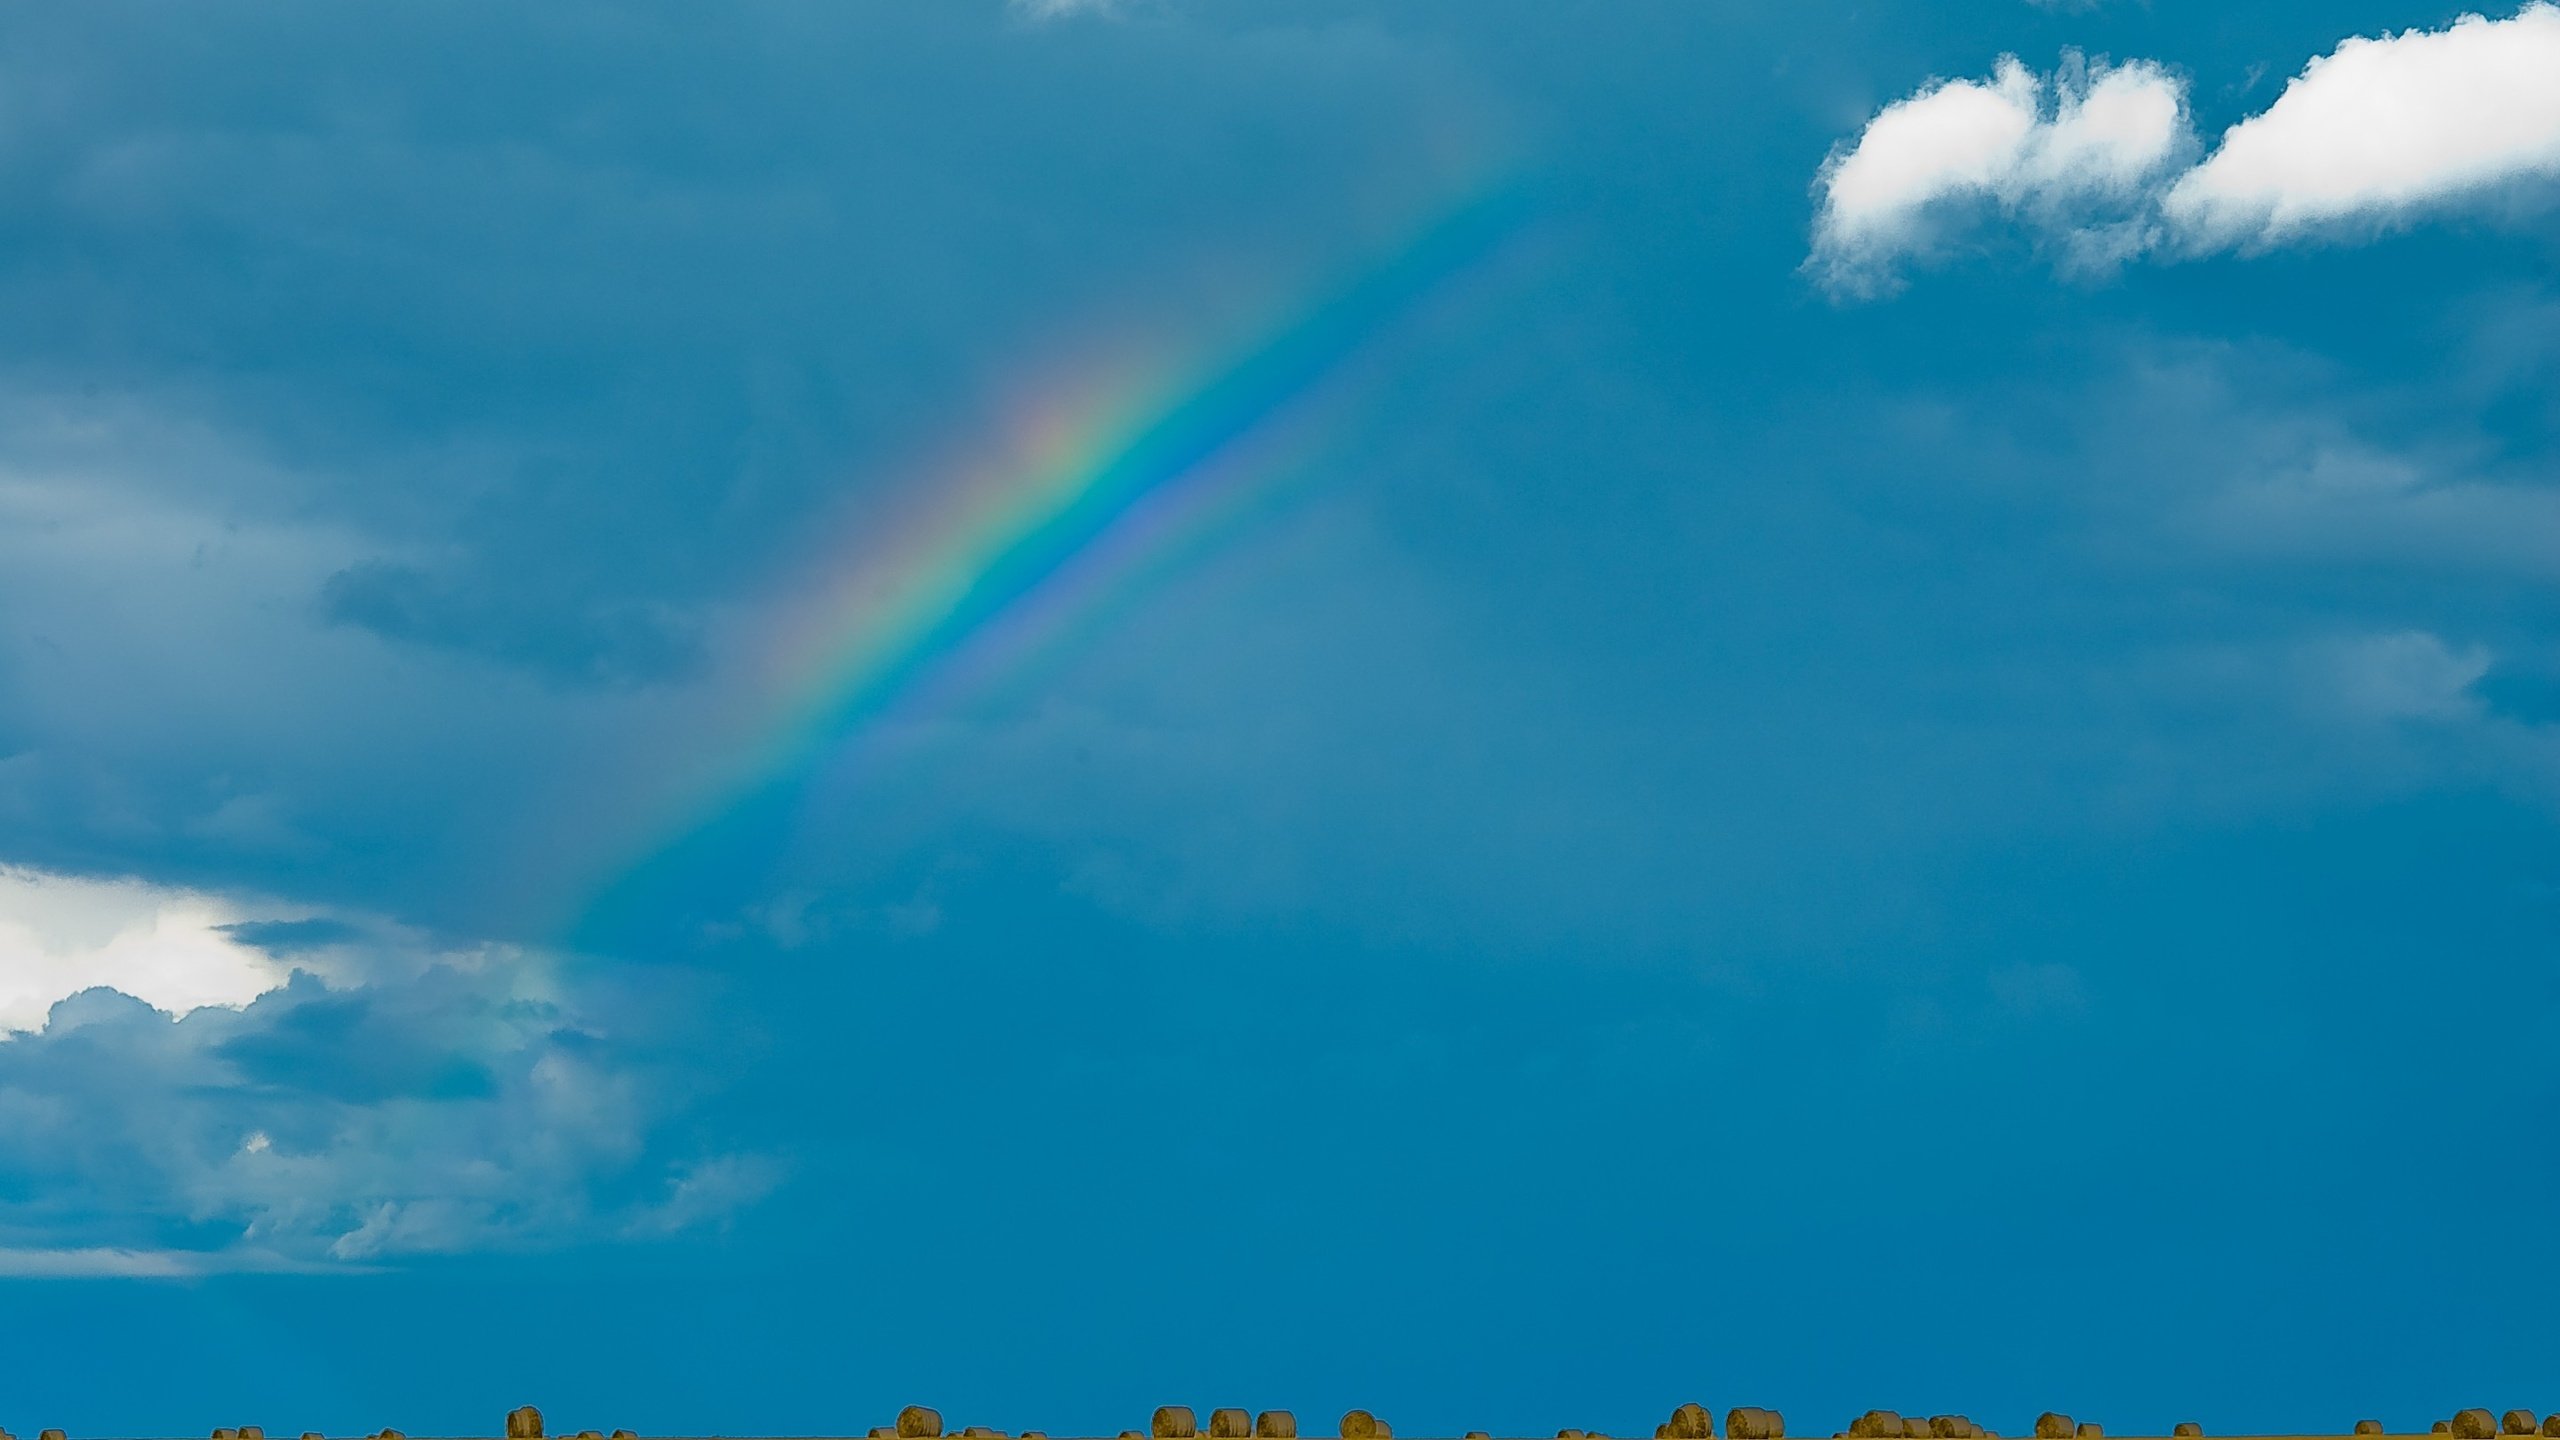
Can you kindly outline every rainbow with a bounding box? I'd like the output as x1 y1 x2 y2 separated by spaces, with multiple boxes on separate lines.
567 184 1532 945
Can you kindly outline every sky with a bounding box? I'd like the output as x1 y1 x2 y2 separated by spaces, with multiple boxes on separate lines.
0 0 2556 1433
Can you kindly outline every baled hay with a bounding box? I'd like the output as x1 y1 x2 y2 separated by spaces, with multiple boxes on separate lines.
1211 1412 1252 1438
1670 1405 1714 1440
2456 1413 2498 1438
898 1408 946 1439
2504 1415 2538 1435
1257 1415 1297 1438
2033 1417 2073 1439
1729 1410 1785 1439
2352 1424 2382 1435
508 1409 543 1440
2172 1425 2200 1436
1342 1412 1389 1440
2543 1420 2560 1439
1155 1409 1199 1439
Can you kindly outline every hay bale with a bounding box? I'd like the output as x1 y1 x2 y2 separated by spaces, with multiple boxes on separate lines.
2353 1424 2382 1435
1729 1410 1785 1440
1561 1429 1586 1437
1669 1407 1714 1440
1257 1416 1297 1439
2456 1413 2498 1439
2172 1425 2200 1437
2503 1415 2537 1435
2076 1427 2102 1439
2543 1421 2560 1439
1851 1412 1900 1438
1156 1410 1200 1440
2436 1425 2452 1434
871 1429 896 1437
614 1431 637 1439
1212 1412 1253 1438
2033 1417 2073 1440
215 1429 238 1438
508 1410 543 1440
1342 1413 1389 1440
1931 1418 1964 1437
900 1410 946 1440
243 1428 266 1439
39 1430 65 1440
1903 1422 1928 1437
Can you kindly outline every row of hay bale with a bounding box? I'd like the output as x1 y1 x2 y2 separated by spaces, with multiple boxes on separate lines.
2433 1411 2560 1438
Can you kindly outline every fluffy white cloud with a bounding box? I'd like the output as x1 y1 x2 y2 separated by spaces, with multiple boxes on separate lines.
1814 5 2560 288
0 866 776 1273
1811 56 2187 290
2167 4 2560 245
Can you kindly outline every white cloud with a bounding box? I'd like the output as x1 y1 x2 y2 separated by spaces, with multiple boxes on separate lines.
0 867 291 1032
1811 56 2187 291
2166 4 2560 246
0 865 775 1272
1813 5 2560 289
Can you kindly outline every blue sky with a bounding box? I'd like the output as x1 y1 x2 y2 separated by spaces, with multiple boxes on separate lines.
0 0 2556 1433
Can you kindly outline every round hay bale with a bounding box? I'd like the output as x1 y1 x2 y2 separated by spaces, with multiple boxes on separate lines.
2457 1413 2498 1439
2353 1424 2382 1435
508 1410 544 1440
2436 1425 2452 1434
1257 1416 1297 1439
1342 1413 1388 1440
2503 1415 2537 1435
1730 1410 1785 1440
2034 1417 2073 1440
214 1429 238 1438
242 1427 266 1439
1156 1410 1200 1440
1931 1418 1964 1437
1212 1412 1253 1439
1122 1432 1145 1439
1903 1422 1928 1437
614 1431 637 1439
1671 1404 1715 1440
900 1410 947 1440
1560 1429 1585 1437
871 1429 896 1437
39 1430 65 1440
2172 1425 2200 1437
2542 1421 2560 1439
2076 1427 2101 1439
1852 1412 1900 1438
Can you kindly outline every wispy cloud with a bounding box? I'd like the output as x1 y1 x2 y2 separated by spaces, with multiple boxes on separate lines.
1811 4 2560 292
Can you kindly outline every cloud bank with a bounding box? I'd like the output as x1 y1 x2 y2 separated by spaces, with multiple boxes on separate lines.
1813 4 2560 290
0 867 774 1274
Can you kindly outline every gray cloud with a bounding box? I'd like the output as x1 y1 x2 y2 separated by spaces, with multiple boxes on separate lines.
0 877 774 1272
